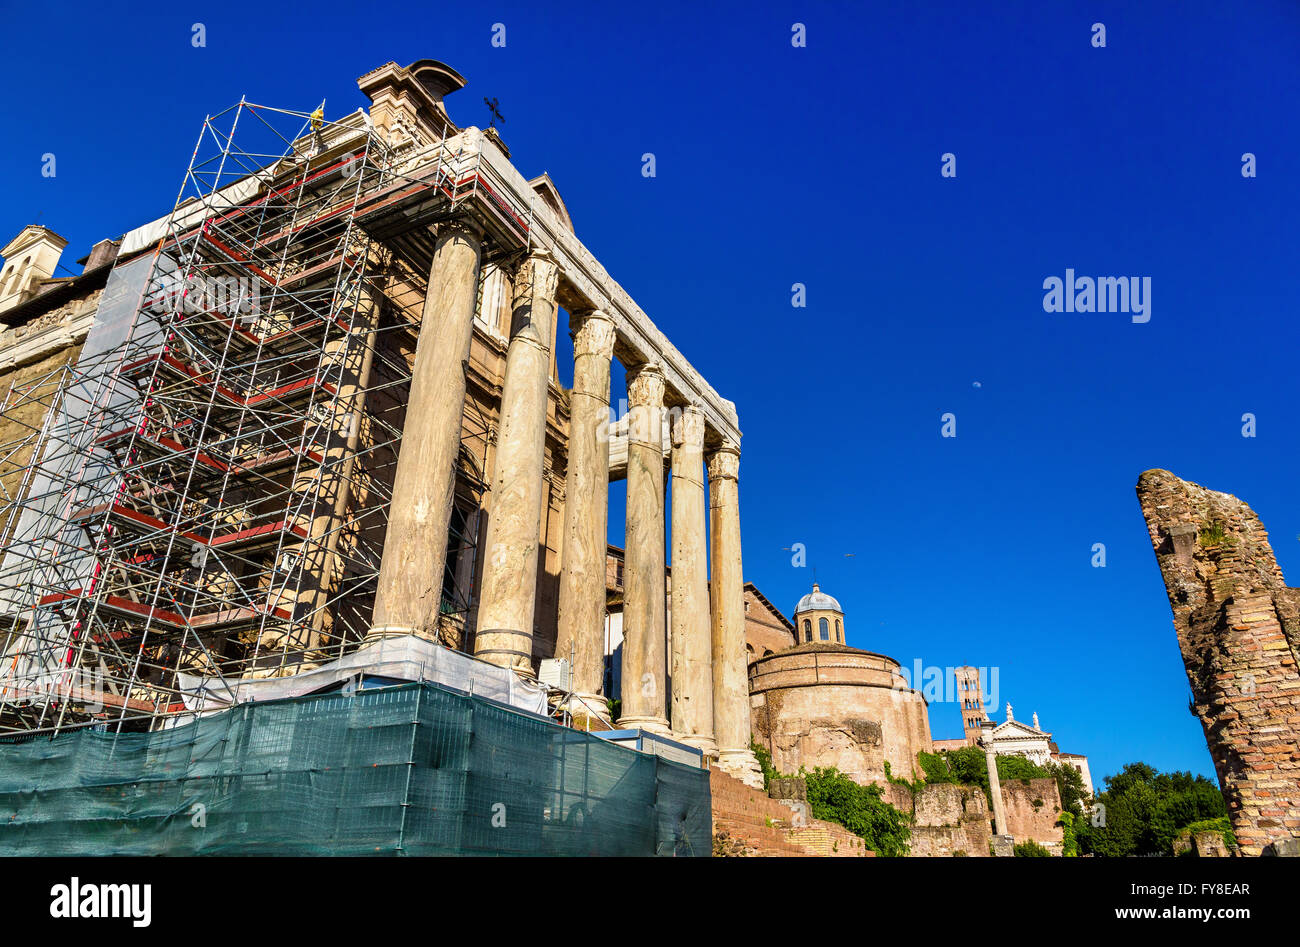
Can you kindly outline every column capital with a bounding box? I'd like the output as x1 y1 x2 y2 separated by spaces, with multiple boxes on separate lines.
671 404 706 449
706 441 740 481
571 309 617 360
438 217 484 242
512 249 559 305
626 361 666 409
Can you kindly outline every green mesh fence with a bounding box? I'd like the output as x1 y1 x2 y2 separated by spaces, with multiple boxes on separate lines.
0 682 711 856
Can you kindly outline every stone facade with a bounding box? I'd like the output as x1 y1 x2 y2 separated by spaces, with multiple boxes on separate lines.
1137 469 1300 856
0 59 760 787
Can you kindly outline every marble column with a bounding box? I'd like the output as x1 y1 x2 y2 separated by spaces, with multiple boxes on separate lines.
370 218 482 641
473 251 558 675
708 443 762 786
554 310 617 719
669 405 715 755
617 362 670 735
982 728 1009 836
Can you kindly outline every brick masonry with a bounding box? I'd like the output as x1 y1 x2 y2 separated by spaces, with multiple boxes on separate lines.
1000 777 1064 850
886 780 991 856
1137 469 1300 855
709 768 872 857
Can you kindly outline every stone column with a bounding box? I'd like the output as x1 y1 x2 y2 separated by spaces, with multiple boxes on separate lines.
554 310 617 720
982 728 1009 836
370 218 482 641
616 362 670 735
708 443 762 786
473 251 558 675
669 405 715 755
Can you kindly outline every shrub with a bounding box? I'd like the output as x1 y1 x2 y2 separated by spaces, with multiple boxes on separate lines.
1014 840 1052 857
802 766 911 857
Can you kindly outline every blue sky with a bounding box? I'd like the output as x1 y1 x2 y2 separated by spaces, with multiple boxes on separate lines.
2 1 1298 786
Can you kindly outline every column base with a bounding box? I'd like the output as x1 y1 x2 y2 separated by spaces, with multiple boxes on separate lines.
364 625 440 645
615 714 672 737
559 693 613 727
715 747 764 789
675 734 718 760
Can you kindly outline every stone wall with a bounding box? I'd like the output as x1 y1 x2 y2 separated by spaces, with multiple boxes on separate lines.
887 781 991 856
750 643 932 786
1001 777 1063 849
1137 469 1300 856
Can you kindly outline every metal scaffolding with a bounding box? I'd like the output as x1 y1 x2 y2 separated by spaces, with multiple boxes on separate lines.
0 101 501 736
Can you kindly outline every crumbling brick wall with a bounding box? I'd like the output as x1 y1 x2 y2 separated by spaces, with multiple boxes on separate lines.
1137 469 1300 855
889 781 991 856
1001 777 1063 848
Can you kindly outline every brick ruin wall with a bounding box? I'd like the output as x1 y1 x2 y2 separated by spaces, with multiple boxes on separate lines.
885 781 991 857
1137 469 1300 855
1000 777 1064 849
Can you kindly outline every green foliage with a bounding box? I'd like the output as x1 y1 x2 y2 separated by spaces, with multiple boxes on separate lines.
1174 816 1236 855
1047 760 1090 820
1198 520 1234 548
1014 840 1052 857
884 759 924 793
917 746 989 794
919 747 1069 813
1058 811 1079 857
751 740 778 793
1077 762 1227 857
801 766 911 857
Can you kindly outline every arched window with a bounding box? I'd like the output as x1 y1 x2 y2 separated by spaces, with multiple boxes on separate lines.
835 619 842 642
802 619 811 642
819 617 829 640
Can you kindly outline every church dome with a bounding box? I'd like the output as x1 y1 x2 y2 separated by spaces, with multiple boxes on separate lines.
794 583 842 615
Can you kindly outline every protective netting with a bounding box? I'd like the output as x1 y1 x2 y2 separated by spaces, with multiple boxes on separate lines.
0 681 711 856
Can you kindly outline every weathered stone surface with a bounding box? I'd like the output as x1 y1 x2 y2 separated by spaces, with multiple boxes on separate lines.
748 644 932 787
769 777 807 802
475 251 559 674
617 362 669 734
554 310 616 712
1001 777 1063 850
708 444 761 787
1137 469 1300 856
889 781 991 857
371 219 482 641
669 405 714 754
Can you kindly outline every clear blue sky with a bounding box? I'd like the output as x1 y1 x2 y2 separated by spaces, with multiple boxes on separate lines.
2 1 1297 787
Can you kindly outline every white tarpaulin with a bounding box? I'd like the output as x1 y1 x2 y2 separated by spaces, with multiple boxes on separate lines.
174 634 549 719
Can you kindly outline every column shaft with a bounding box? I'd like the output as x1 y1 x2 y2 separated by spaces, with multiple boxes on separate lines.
473 252 558 674
669 406 715 754
617 363 669 734
709 444 762 786
554 311 616 717
371 219 482 640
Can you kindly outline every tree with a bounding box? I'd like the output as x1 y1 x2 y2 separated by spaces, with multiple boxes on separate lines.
1078 762 1226 856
